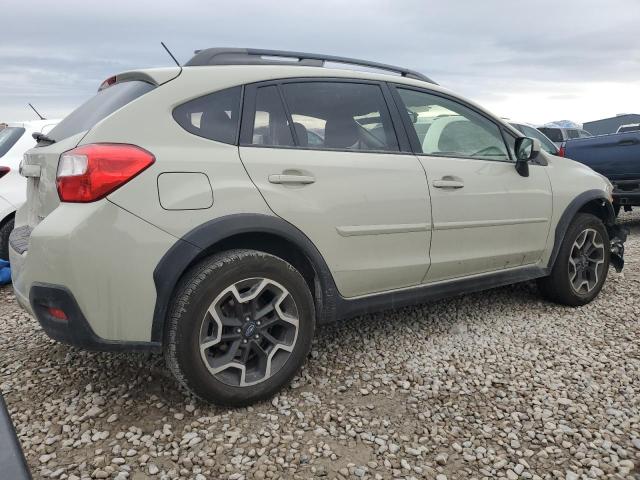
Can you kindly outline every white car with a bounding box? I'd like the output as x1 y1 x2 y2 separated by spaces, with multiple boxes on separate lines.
9 48 627 406
0 119 60 259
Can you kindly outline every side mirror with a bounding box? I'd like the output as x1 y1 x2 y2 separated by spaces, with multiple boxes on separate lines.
514 137 541 177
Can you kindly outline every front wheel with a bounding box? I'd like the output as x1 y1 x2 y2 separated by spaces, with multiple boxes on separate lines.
165 249 315 406
538 213 610 306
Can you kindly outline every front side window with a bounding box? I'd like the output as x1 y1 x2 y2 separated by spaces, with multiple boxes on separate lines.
280 82 399 152
173 86 242 144
397 88 509 161
0 127 25 158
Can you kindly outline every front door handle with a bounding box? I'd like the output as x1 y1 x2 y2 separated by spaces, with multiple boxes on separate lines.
268 174 316 185
432 179 464 189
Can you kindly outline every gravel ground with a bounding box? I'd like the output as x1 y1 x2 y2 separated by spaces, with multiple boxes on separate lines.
1 213 639 480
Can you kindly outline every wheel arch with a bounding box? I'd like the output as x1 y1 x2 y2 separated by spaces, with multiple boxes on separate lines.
151 214 339 343
0 210 15 228
547 189 615 270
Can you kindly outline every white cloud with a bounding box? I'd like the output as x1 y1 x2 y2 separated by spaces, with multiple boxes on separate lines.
1 0 639 123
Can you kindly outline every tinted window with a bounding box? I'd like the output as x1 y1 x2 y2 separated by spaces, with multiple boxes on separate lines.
618 125 640 133
49 81 155 142
173 86 241 145
566 129 580 139
251 86 294 147
515 124 558 154
0 127 25 158
538 128 563 142
397 88 509 161
281 82 399 152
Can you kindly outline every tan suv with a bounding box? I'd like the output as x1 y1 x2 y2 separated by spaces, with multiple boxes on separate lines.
10 48 625 406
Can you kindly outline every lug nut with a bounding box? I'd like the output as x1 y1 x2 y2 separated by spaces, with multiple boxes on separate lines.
236 328 241 333
243 339 248 344
255 334 260 339
256 321 261 326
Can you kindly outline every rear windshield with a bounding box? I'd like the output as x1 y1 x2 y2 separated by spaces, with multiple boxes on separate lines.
538 127 563 142
48 80 155 142
0 127 26 158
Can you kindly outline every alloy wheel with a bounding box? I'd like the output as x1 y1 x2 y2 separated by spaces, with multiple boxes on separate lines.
199 277 299 387
568 228 606 295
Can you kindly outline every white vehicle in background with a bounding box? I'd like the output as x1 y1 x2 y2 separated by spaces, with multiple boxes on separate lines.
616 123 640 134
0 119 60 259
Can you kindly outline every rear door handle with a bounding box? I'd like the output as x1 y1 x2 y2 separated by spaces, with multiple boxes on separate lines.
268 174 315 185
617 139 639 146
432 179 464 189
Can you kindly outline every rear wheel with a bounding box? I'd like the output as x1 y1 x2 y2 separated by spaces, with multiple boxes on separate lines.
165 249 315 406
0 217 14 261
537 213 609 306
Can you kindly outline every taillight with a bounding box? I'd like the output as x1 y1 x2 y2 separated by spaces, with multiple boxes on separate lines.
558 145 566 157
56 144 154 203
98 75 117 91
0 166 9 179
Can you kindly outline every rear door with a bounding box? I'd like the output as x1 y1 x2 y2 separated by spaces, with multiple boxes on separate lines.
392 86 553 283
238 80 432 298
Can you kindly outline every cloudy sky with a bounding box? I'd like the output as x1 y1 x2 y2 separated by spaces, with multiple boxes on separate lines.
2 0 639 125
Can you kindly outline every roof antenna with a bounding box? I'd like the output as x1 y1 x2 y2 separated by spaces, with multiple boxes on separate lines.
28 103 46 120
161 41 181 67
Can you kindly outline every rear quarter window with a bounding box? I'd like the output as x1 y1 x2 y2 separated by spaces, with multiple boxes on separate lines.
48 80 155 142
173 87 242 145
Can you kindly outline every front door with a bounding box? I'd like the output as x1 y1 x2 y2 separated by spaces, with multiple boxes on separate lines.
392 86 553 283
238 80 432 297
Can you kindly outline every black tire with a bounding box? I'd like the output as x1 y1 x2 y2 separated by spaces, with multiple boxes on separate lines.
0 217 14 261
164 249 315 406
537 213 610 306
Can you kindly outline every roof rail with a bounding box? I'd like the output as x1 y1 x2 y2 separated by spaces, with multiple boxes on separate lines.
185 48 437 84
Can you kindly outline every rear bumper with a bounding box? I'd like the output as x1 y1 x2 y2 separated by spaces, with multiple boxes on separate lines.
613 180 640 205
29 283 160 351
9 200 177 347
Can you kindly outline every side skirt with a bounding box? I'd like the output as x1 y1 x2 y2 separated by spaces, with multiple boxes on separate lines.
335 265 548 320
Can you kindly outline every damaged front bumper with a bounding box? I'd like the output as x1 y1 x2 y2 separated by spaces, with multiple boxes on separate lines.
607 224 628 272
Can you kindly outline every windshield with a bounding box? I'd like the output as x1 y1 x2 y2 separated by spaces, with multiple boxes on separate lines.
48 80 155 142
0 127 26 158
512 124 558 154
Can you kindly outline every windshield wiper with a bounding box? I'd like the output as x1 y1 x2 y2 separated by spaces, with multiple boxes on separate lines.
32 132 56 145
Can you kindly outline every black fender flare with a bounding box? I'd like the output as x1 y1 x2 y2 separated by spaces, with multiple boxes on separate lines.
547 189 615 270
151 213 339 343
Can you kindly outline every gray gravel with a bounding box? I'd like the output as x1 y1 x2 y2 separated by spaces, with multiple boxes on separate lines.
1 213 639 480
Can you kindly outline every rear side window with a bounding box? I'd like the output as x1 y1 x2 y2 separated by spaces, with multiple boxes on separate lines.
251 86 294 147
566 129 580 139
173 86 242 144
538 128 563 142
0 127 25 158
49 81 155 142
280 82 399 152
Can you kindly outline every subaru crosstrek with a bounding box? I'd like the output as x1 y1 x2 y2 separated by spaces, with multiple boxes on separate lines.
10 48 626 406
